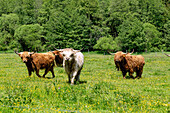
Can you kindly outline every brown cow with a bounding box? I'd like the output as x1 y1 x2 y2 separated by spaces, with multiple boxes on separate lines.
52 48 74 67
15 51 55 78
119 54 145 79
52 50 63 67
109 50 134 71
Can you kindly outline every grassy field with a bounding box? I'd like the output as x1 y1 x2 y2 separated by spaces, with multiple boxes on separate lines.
0 52 169 112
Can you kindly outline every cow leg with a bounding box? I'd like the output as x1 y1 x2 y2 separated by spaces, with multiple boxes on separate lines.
36 70 41 78
68 74 71 83
27 67 32 77
116 64 119 71
122 71 127 79
43 68 50 78
65 71 71 83
28 69 32 77
135 70 140 79
137 69 143 79
138 71 143 78
139 67 144 78
50 67 55 78
136 66 143 79
76 67 82 82
71 71 78 85
75 70 81 82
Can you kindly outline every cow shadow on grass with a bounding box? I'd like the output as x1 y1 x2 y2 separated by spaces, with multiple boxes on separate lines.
66 81 87 85
125 76 141 79
125 76 134 79
43 77 55 79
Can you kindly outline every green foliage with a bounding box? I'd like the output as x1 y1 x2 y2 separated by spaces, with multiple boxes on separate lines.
0 13 19 50
163 20 170 51
14 24 44 51
94 35 119 51
142 23 162 52
116 17 145 51
0 52 169 112
0 0 169 52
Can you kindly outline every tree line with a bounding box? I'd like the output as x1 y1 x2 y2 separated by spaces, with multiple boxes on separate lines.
0 0 169 52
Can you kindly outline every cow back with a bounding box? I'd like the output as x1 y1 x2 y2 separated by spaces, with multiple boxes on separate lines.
31 52 55 68
125 55 145 71
75 52 84 68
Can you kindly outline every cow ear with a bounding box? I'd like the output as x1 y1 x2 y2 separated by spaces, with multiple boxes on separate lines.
52 51 55 54
17 53 21 56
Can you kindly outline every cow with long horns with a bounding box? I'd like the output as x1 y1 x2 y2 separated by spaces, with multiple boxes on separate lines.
56 49 84 85
15 51 55 78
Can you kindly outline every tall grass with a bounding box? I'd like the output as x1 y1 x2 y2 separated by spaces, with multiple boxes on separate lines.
0 52 169 112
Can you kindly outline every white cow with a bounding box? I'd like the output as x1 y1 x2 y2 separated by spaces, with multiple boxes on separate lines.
61 49 84 85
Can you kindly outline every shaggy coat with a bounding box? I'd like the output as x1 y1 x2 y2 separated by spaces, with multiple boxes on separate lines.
109 50 134 71
113 51 124 71
52 50 63 67
61 49 84 85
119 54 145 79
16 51 55 78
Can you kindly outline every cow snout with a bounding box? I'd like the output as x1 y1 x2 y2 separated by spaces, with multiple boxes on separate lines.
115 60 120 63
66 58 70 61
23 60 27 63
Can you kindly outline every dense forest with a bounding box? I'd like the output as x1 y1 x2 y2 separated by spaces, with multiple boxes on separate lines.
0 0 169 52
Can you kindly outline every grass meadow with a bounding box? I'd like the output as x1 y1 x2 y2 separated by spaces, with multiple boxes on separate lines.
0 52 169 113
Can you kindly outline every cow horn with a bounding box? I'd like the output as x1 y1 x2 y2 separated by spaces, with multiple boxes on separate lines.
51 45 59 50
130 49 134 54
79 47 84 51
164 53 170 57
29 52 35 55
14 50 19 54
74 50 81 53
108 51 115 55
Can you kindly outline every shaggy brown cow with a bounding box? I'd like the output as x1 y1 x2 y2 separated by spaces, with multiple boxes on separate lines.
109 50 134 71
119 54 145 79
15 51 55 78
52 48 74 67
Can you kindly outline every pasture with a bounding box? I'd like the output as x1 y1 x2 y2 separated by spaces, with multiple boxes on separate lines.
0 52 169 112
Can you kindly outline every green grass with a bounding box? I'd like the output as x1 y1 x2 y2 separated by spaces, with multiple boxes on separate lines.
0 52 169 112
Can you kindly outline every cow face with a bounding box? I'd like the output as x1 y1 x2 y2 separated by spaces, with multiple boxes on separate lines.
52 50 61 58
62 51 75 62
52 50 63 65
16 52 34 63
62 50 80 62
114 52 123 62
